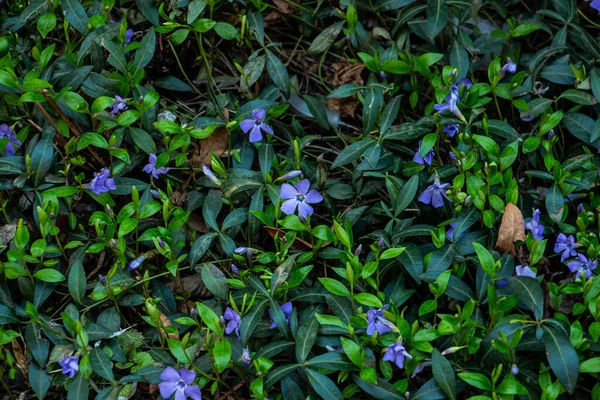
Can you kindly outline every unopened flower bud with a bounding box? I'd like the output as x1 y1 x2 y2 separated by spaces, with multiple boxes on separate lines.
108 239 118 248
354 244 363 256
203 166 221 186
441 346 461 355
231 264 240 275
511 364 519 375
98 274 107 286
105 204 114 216
281 170 302 180
157 237 165 248
128 255 146 271
378 237 385 249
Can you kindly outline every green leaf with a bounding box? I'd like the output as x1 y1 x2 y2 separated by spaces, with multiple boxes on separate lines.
307 21 345 55
240 299 268 343
340 337 363 367
213 339 232 373
319 278 350 296
258 143 274 179
214 22 237 40
473 134 500 157
68 370 88 400
331 139 375 169
265 364 300 388
68 258 86 304
37 12 56 38
394 174 419 216
266 50 290 98
90 348 115 382
306 368 343 400
188 233 217 266
29 363 51 400
507 276 544 320
500 141 519 170
511 23 541 37
133 28 156 71
426 0 448 38
432 348 456 400
546 183 563 224
304 95 330 131
374 0 417 11
130 128 156 154
201 264 229 301
380 247 405 260
450 40 469 80
580 357 600 373
380 95 402 134
136 0 160 25
30 134 54 187
354 293 383 307
363 88 383 133
101 39 128 73
544 326 579 394
398 245 424 283
458 372 492 391
203 190 222 232
63 0 89 34
33 269 66 283
559 89 597 105
328 84 364 98
295 318 319 362
472 243 495 278
25 324 48 366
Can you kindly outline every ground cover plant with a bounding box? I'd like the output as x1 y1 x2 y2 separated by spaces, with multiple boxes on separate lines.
2 0 600 398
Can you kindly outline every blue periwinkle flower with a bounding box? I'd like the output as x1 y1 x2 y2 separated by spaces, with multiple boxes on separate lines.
500 59 517 76
128 255 146 271
383 339 412 369
525 209 544 240
280 179 323 220
240 109 274 143
446 221 466 242
444 124 459 138
367 305 395 335
554 233 579 262
86 168 116 195
269 301 293 329
159 367 202 400
224 307 241 338
515 265 536 278
0 124 22 156
109 95 127 114
413 140 434 165
59 355 79 378
418 179 451 208
143 153 170 179
567 254 598 279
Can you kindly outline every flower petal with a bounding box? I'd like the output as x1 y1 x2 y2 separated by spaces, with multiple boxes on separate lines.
161 366 181 382
252 108 266 122
280 183 298 199
180 368 196 385
280 198 298 215
174 388 187 400
298 202 314 219
239 119 254 133
260 123 274 135
185 385 203 400
294 179 310 195
305 189 323 204
159 381 178 399
249 126 262 143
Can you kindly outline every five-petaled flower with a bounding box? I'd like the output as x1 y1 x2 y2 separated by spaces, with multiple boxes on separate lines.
240 109 274 143
269 301 292 329
367 305 395 336
143 153 170 179
554 233 579 262
86 168 117 195
159 366 202 400
525 209 544 240
592 0 600 12
567 254 598 279
418 178 451 208
280 179 323 220
434 92 462 119
515 265 536 278
444 124 459 138
383 339 412 369
0 124 22 156
224 307 241 338
413 140 434 165
109 95 127 114
59 355 80 378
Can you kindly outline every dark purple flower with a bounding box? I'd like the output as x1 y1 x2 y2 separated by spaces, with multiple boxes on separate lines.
143 153 170 179
500 59 517 76
159 367 202 400
444 124 459 138
413 140 434 165
591 0 600 12
0 124 22 156
280 179 323 220
511 364 519 375
497 278 508 288
128 255 146 271
241 348 251 364
446 222 466 242
109 95 127 114
366 305 395 335
567 253 598 279
157 237 166 248
383 339 412 369
554 233 579 262
269 301 292 329
240 109 274 143
578 204 585 214
98 274 107 286
434 92 463 119
281 170 302 180
224 307 241 338
418 178 451 208
125 28 134 44
525 209 544 240
59 355 79 378
515 265 536 278
449 151 458 162
231 264 240 275
86 168 116 195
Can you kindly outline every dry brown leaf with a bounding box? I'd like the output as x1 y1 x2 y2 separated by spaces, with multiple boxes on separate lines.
12 339 28 377
167 274 209 297
328 97 359 119
495 203 526 256
189 126 229 168
187 213 209 233
159 313 180 340
273 0 296 14
332 61 365 87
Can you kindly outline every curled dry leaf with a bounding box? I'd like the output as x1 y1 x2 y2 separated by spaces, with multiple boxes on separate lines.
159 312 180 340
189 126 229 168
494 202 526 256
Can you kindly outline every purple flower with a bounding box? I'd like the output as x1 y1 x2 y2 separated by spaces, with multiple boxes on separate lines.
203 166 221 185
269 301 292 329
525 209 544 240
378 237 385 249
578 204 585 214
280 179 323 220
418 178 451 208
0 124 22 156
143 153 170 179
446 222 466 242
500 59 517 76
433 92 463 118
567 253 598 279
128 255 146 271
520 112 535 122
125 28 134 44
449 151 458 162
444 124 459 138
240 109 274 143
234 246 253 257
86 168 116 195
411 361 432 378
224 307 241 338
591 0 600 12
157 237 166 248
511 364 519 376
159 367 202 400
450 78 472 95
109 95 127 114
515 265 536 278
554 233 579 262
281 170 302 180
98 274 107 286
367 305 395 336
59 355 79 378
497 279 508 288
413 140 434 165
241 348 251 364
231 264 240 275
383 339 412 369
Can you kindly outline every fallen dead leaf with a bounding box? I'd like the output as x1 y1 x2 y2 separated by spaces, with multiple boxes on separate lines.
167 274 209 298
189 126 229 168
495 203 526 256
331 61 365 87
187 213 209 233
159 313 180 340
12 339 28 377
273 0 296 14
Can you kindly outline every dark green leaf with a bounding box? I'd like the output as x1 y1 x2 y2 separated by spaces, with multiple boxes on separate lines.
432 349 456 400
90 348 115 382
507 276 544 320
29 363 51 400
201 264 229 301
295 318 319 362
544 326 579 394
62 0 89 34
426 0 448 38
306 368 343 400
68 258 86 304
266 50 290 98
